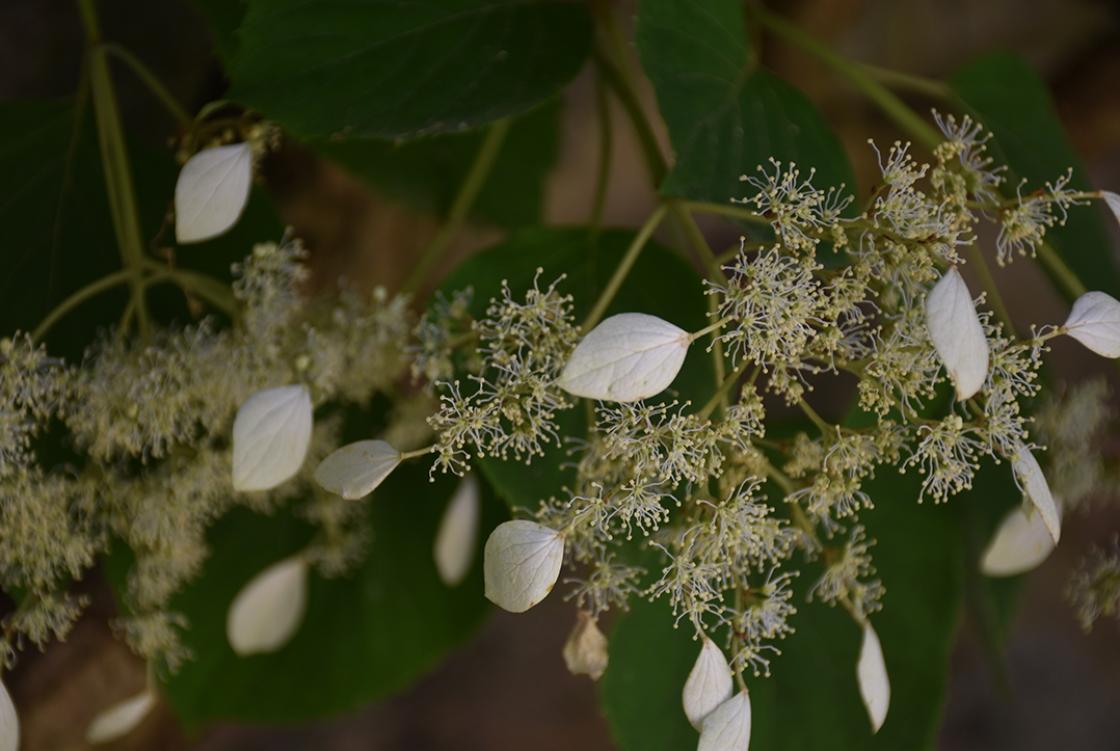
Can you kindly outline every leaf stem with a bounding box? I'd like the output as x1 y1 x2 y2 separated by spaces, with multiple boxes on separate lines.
31 269 134 341
965 243 1016 335
1035 240 1088 299
581 204 668 331
102 43 191 127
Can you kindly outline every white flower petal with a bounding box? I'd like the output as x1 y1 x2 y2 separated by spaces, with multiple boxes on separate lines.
0 680 17 751
433 475 481 586
558 313 691 402
1103 191 1120 226
698 690 751 751
314 439 401 500
925 267 989 400
562 611 609 681
175 143 253 244
683 637 734 730
227 555 309 656
1011 443 1061 544
857 622 890 733
981 503 1059 577
86 690 155 745
232 385 313 492
1063 291 1120 358
483 520 564 613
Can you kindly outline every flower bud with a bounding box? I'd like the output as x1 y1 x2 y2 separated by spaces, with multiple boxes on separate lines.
483 520 564 613
683 637 734 730
0 679 17 751
857 622 890 733
559 313 690 402
562 611 609 680
925 267 989 401
314 439 401 500
1010 443 1060 544
175 143 253 243
227 554 309 655
981 502 1058 577
86 690 155 744
697 690 751 751
434 475 481 586
232 385 313 492
1063 291 1120 358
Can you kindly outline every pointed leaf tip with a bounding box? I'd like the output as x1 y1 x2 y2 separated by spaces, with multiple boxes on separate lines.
926 267 989 400
1011 443 1061 544
559 312 690 402
86 691 156 744
981 503 1058 577
227 555 309 656
857 622 890 733
683 637 734 730
434 475 481 586
483 520 564 613
1063 291 1120 358
175 142 253 244
314 439 401 500
698 690 751 751
232 385 313 492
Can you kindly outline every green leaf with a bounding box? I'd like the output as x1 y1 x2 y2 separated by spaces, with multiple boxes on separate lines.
319 101 560 227
434 227 714 509
228 0 592 140
636 0 855 206
189 0 246 65
600 457 1022 751
951 52 1120 297
110 463 506 725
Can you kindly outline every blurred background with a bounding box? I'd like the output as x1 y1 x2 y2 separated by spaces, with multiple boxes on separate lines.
2 0 1119 748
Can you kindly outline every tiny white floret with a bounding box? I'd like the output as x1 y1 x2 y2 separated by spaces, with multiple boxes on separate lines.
0 679 17 751
683 636 734 730
86 690 156 745
562 611 610 681
857 622 890 733
925 267 989 400
434 475 481 586
1010 443 1061 544
558 312 691 402
232 385 313 492
483 520 564 613
1063 291 1120 358
314 439 401 500
175 142 253 243
227 554 309 656
698 690 751 751
981 503 1059 577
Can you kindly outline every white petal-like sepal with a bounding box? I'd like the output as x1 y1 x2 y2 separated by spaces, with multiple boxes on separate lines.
857 623 890 733
683 637 734 730
562 611 610 680
925 267 989 400
1011 443 1061 544
981 503 1059 577
434 475 481 586
175 143 253 244
227 555 309 656
1063 291 1120 358
1103 191 1120 227
314 439 401 500
86 690 155 744
232 385 313 492
0 680 17 751
558 313 691 402
698 690 751 751
483 520 564 613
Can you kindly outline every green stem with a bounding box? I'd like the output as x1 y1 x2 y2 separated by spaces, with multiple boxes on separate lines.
681 200 769 226
855 61 952 101
753 6 941 149
402 118 511 295
31 270 134 341
699 358 751 419
965 244 1016 335
1036 240 1088 299
589 72 613 232
592 44 667 185
102 43 191 127
582 204 668 331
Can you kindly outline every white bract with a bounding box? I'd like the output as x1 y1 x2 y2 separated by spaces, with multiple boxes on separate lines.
1063 291 1120 358
698 690 751 751
925 267 989 400
433 475 481 586
232 385 313 492
562 611 609 680
1011 443 1061 544
314 439 401 500
558 313 691 402
1103 191 1120 226
175 142 253 244
0 680 16 751
981 503 1059 577
483 520 564 613
226 554 309 656
86 690 156 745
857 622 890 733
683 637 734 730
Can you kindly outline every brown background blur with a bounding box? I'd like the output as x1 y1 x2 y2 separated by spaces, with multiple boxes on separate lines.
2 0 1119 748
